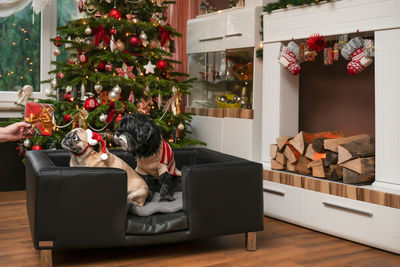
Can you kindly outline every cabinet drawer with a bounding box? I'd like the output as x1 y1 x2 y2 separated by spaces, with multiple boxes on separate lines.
225 8 255 49
187 19 204 54
202 15 226 52
263 180 304 225
304 190 400 254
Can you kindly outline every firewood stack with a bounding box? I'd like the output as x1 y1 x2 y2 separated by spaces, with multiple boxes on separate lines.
270 131 375 184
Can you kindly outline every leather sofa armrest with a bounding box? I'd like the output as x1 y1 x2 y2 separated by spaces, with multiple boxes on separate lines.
25 151 127 250
182 161 264 238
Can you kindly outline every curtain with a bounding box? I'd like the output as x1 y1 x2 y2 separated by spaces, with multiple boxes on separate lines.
0 0 51 17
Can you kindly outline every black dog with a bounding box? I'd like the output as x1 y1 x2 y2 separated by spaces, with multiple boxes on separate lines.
115 113 180 202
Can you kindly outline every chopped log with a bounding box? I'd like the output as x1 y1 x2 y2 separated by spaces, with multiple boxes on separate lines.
337 136 375 164
307 159 325 178
290 131 344 155
312 138 327 153
277 136 291 151
335 165 344 179
271 159 285 170
325 165 342 181
324 134 369 153
297 156 312 175
270 144 278 159
284 144 301 163
325 164 336 178
324 151 338 167
340 157 375 174
343 168 375 184
305 144 316 160
287 161 297 172
276 152 287 166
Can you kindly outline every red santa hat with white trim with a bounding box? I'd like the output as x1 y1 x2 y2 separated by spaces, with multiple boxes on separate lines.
86 129 108 160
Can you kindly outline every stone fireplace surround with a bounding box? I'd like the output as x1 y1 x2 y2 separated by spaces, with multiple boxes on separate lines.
261 0 400 191
260 0 400 254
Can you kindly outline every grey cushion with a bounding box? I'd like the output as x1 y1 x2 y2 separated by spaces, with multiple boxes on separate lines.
126 212 188 235
129 192 183 217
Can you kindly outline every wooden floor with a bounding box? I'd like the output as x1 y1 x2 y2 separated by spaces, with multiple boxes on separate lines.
1 191 399 267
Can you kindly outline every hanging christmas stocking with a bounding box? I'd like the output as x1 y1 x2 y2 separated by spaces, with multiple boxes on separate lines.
341 37 373 75
278 41 301 76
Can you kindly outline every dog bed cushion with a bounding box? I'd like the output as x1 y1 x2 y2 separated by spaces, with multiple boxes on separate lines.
129 192 183 217
126 211 188 235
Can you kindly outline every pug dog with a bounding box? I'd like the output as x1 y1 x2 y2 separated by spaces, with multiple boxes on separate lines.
114 113 180 202
61 128 149 207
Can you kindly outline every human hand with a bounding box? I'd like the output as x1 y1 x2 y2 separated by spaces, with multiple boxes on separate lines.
0 122 33 143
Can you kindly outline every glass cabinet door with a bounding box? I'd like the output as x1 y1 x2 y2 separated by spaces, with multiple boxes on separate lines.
188 48 254 109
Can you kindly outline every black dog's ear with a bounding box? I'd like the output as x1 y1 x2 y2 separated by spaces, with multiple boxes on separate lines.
145 122 155 141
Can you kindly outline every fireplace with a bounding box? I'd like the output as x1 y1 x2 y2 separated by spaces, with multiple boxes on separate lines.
261 0 400 190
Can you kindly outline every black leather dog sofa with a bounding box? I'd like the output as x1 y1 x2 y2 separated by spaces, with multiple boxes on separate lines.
25 148 264 266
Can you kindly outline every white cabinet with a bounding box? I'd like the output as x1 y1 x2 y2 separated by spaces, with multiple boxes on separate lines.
222 118 253 159
190 116 224 153
225 8 256 49
187 7 262 54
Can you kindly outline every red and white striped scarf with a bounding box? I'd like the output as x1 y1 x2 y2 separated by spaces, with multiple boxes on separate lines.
160 139 178 176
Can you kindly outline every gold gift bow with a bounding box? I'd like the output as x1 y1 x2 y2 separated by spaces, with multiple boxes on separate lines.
163 88 182 116
25 107 53 134
72 107 88 130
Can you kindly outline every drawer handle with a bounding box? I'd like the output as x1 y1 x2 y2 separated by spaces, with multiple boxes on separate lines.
322 202 373 217
199 36 224 42
225 33 243 38
263 188 285 196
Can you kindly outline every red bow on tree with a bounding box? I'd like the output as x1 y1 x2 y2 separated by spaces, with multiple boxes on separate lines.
159 25 172 47
93 24 110 47
106 102 127 124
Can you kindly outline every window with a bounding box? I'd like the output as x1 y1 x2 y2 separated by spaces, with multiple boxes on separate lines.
0 5 41 92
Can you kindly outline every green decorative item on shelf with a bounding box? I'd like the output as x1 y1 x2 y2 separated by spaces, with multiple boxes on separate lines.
264 0 332 13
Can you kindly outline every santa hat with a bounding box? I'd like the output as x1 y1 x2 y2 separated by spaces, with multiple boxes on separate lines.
86 129 108 160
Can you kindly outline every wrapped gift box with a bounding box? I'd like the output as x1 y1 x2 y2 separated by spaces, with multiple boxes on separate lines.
24 102 54 136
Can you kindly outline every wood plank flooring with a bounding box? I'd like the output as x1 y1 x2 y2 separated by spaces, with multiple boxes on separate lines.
0 191 399 267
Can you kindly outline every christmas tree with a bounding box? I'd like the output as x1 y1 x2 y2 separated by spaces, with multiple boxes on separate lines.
20 0 204 152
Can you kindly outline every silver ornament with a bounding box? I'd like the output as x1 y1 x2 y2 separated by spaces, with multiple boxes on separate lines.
85 26 92 35
80 83 86 100
94 82 103 94
233 96 241 103
44 88 53 96
105 0 112 3
178 123 185 131
112 84 122 94
23 139 32 148
99 114 108 123
110 35 115 52
218 95 227 103
50 78 57 89
65 85 73 93
140 31 148 41
53 48 61 56
65 36 72 49
108 91 119 102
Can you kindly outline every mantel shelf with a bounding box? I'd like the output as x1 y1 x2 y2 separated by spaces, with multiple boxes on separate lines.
264 169 400 210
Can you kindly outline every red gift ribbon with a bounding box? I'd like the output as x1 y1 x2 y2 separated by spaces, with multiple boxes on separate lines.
159 25 172 47
106 102 127 124
93 24 110 47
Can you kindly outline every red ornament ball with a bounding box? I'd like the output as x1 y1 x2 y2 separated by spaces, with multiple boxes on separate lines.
84 97 99 111
79 53 88 63
116 114 123 123
32 145 43 151
110 28 117 35
53 35 62 47
128 36 142 47
64 92 73 102
105 62 113 71
97 61 106 71
57 72 64 79
157 60 167 70
63 114 72 123
109 8 122 19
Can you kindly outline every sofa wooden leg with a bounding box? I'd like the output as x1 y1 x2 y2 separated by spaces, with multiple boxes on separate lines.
40 249 53 267
245 232 256 251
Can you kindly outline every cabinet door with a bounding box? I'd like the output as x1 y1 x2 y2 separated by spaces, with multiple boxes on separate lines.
225 8 255 49
222 117 252 159
190 116 224 152
201 15 226 52
187 18 204 54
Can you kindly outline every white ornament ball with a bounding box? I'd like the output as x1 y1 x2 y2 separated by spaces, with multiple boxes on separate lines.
85 26 92 35
108 91 119 102
23 139 32 148
112 84 122 94
140 31 148 41
50 78 57 89
178 123 185 131
94 83 103 94
99 114 107 123
65 85 73 93
53 48 61 56
44 88 53 96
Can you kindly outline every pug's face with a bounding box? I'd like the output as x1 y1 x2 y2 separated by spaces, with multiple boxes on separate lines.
61 128 89 155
